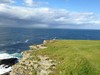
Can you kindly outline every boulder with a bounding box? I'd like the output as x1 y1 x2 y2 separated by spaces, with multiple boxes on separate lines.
0 58 18 66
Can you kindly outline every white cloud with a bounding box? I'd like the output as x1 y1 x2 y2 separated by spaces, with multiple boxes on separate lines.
24 0 48 7
0 0 15 4
0 4 100 29
24 0 33 6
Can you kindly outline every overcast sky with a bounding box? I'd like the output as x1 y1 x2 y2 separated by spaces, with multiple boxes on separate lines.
0 0 100 29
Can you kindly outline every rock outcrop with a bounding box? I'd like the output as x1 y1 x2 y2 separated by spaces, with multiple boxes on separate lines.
36 55 56 75
0 58 18 66
0 58 18 75
10 40 56 75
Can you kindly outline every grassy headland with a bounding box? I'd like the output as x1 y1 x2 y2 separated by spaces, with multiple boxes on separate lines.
11 40 100 75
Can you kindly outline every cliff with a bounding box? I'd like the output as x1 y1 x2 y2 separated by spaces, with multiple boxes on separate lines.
10 40 56 75
10 40 100 75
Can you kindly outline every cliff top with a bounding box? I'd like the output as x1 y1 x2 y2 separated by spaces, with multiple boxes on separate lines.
11 40 100 75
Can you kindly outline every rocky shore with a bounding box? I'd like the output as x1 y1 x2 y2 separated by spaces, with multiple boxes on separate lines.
8 40 100 75
0 54 18 75
10 40 56 75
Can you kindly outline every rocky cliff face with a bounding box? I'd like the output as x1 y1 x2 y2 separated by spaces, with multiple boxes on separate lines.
10 40 56 75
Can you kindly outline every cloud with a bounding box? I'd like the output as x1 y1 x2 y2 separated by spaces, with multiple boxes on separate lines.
24 0 48 7
0 0 15 4
0 4 100 29
24 0 34 6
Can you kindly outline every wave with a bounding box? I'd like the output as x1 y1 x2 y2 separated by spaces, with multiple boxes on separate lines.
3 41 27 47
25 39 29 43
0 65 12 75
0 39 29 48
0 53 21 74
0 53 14 59
11 39 29 45
0 53 22 59
11 53 22 58
0 41 21 47
12 41 21 45
0 44 6 46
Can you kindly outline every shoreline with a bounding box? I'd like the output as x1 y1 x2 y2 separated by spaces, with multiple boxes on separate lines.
10 40 56 75
9 40 100 75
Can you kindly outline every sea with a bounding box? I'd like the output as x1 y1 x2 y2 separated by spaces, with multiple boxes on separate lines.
1 27 100 74
0 27 100 56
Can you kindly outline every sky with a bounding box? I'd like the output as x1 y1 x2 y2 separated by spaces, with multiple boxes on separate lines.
0 0 100 29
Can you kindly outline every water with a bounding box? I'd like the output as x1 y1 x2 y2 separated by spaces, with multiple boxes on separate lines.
1 27 100 74
0 27 100 54
0 53 17 74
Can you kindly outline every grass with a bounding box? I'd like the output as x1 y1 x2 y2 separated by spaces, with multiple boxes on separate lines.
31 40 100 75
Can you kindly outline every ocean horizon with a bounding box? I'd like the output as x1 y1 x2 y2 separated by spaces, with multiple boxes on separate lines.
0 27 100 54
0 27 100 74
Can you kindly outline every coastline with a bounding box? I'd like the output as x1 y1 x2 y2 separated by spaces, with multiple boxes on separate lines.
10 40 56 75
10 40 100 75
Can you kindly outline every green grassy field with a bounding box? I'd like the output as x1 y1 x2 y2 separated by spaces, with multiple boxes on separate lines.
31 40 100 75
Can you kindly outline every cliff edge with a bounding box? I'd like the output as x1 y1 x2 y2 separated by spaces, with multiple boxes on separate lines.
10 40 56 75
10 40 100 75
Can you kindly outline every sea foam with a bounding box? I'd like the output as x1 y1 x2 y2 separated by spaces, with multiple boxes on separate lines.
0 53 20 74
0 65 12 74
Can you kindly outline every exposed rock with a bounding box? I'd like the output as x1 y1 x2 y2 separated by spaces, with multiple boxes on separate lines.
36 55 56 75
10 55 56 75
0 58 18 75
10 40 56 75
29 44 47 50
0 58 18 66
43 40 56 45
